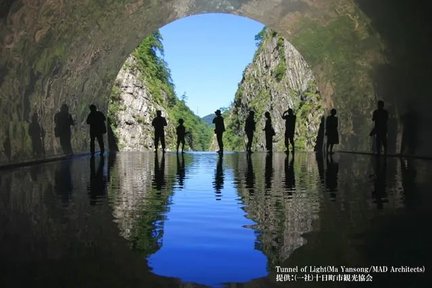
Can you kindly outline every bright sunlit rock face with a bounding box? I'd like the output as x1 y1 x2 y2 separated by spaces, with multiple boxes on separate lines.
1 0 432 163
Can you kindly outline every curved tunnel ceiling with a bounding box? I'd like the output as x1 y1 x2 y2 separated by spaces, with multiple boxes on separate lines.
1 0 431 163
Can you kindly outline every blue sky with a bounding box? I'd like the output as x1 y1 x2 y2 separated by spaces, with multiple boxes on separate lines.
160 13 264 117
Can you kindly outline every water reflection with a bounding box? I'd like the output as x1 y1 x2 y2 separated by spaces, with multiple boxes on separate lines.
0 152 431 287
213 154 224 200
88 156 107 206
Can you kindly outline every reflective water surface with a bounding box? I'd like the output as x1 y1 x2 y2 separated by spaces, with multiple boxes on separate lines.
0 152 431 287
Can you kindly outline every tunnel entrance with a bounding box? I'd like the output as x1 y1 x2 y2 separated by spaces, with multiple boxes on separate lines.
108 13 324 153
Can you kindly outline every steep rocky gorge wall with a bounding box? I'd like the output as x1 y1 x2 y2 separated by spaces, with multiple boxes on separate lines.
1 0 432 165
226 29 324 151
109 55 170 151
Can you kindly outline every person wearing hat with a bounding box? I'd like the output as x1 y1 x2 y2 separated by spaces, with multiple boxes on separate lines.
212 109 225 153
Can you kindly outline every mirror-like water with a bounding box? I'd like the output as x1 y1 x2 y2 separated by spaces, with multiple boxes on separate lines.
0 152 431 287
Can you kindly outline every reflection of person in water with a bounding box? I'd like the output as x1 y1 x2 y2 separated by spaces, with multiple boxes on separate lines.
400 158 418 209
213 154 224 200
326 154 338 200
283 154 295 197
88 156 107 205
152 152 166 191
54 104 75 155
176 152 186 189
245 153 255 196
264 152 273 193
55 160 73 206
371 157 387 209
28 112 45 157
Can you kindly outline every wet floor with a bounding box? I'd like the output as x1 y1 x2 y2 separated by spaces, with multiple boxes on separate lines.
0 151 431 287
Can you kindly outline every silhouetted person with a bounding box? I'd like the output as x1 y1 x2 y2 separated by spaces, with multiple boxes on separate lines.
263 111 274 152
282 108 296 153
245 153 255 195
314 116 325 154
284 154 295 197
152 152 166 191
244 111 256 153
176 118 186 153
88 156 107 205
213 154 224 200
152 110 167 152
86 104 106 156
326 154 338 200
176 152 186 188
325 109 339 154
264 152 273 193
371 100 388 155
28 112 45 157
54 104 74 155
213 109 225 153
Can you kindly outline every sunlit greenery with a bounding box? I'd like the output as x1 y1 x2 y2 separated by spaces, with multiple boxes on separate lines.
109 31 212 151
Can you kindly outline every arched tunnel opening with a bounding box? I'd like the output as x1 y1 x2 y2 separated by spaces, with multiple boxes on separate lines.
1 1 432 287
108 13 324 153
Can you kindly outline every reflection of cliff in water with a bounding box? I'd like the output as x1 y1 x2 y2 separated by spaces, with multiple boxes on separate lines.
231 152 319 267
0 155 181 287
108 152 178 256
231 152 410 268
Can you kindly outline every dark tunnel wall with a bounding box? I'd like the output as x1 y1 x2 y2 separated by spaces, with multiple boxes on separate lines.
0 0 431 164
354 0 432 156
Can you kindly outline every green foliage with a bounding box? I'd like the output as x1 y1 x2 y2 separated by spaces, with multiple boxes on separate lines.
168 99 212 151
274 37 287 81
133 31 176 106
109 31 212 151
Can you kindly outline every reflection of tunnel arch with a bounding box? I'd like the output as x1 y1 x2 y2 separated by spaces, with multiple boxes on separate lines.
1 0 432 163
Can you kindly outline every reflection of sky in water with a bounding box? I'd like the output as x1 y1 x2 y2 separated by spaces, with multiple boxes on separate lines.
148 155 267 286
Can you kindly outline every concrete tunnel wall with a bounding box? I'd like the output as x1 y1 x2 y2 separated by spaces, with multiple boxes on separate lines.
1 0 431 164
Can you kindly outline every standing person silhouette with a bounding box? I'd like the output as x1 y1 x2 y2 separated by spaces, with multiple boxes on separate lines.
212 109 225 154
281 108 296 153
176 118 186 153
244 111 256 153
86 104 106 156
152 110 167 152
54 104 74 155
325 108 339 154
263 111 275 152
28 112 45 157
371 100 388 155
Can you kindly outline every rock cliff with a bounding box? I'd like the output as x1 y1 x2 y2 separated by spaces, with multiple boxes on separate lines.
108 33 212 152
225 28 324 152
